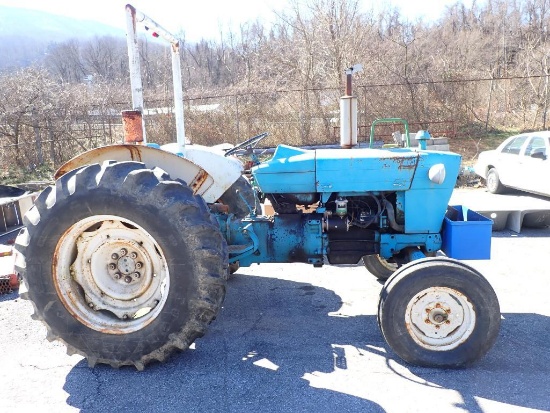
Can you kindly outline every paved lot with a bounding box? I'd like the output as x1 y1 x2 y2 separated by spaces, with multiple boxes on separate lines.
0 191 549 412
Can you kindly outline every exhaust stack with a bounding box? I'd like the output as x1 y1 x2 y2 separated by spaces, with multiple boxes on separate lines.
340 64 362 149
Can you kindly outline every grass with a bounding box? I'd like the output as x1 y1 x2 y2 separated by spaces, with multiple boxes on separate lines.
0 163 55 186
451 130 517 166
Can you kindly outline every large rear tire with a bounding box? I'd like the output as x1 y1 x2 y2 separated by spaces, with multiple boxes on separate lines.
15 161 228 369
378 257 500 367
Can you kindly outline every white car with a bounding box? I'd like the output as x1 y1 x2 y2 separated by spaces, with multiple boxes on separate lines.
474 131 550 197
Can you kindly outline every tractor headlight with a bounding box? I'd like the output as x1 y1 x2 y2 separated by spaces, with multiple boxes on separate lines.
428 164 446 184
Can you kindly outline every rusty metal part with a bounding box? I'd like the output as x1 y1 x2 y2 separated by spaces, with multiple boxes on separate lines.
210 203 230 214
190 169 209 193
9 273 18 289
0 274 18 294
122 110 144 143
0 276 12 294
0 249 12 258
0 246 18 293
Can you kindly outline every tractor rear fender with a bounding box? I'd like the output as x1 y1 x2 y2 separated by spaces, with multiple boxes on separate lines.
54 144 243 203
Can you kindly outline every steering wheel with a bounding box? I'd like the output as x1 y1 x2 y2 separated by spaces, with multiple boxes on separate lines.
224 132 269 157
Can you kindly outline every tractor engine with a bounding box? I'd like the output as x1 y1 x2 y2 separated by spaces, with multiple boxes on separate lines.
322 193 390 264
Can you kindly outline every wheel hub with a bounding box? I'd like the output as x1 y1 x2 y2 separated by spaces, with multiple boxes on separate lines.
71 221 163 319
426 304 450 325
405 287 476 351
110 249 143 282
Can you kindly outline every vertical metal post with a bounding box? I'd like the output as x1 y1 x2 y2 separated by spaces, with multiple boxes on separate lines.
235 94 240 143
125 4 146 143
170 42 186 153
125 4 187 150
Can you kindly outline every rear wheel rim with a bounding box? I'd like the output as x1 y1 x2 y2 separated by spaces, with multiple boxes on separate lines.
53 215 170 334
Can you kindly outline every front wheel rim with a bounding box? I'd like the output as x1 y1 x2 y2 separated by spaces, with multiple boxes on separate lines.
53 215 170 334
487 172 497 191
405 287 476 351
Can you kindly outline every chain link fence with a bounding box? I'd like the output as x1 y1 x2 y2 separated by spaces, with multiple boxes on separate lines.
0 76 545 181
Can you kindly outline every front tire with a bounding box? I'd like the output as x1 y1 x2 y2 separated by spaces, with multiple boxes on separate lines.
15 161 228 369
486 168 504 194
378 257 500 367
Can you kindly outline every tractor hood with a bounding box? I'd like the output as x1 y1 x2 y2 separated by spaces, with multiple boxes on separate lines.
253 144 424 194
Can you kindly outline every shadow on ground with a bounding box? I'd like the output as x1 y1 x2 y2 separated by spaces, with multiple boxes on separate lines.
63 270 550 412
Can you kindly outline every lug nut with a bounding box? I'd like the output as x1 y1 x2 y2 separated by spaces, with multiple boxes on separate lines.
119 248 127 256
111 253 119 260
130 252 138 259
136 262 143 269
133 272 141 279
108 263 116 270
124 276 133 283
114 272 121 279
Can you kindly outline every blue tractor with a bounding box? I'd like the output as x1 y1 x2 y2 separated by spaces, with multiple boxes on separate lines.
13 5 500 370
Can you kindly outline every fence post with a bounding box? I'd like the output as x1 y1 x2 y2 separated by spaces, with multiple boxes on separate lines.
235 94 240 144
32 108 43 166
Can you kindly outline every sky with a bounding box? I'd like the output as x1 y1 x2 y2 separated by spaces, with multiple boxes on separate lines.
0 0 475 42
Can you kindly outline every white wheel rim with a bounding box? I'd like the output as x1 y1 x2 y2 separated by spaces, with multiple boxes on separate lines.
487 173 497 191
405 287 476 351
53 215 170 334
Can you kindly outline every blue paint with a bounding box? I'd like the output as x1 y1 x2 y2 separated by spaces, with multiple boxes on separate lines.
415 130 431 150
216 141 472 267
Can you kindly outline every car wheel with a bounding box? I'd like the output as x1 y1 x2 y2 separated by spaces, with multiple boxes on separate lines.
486 168 505 194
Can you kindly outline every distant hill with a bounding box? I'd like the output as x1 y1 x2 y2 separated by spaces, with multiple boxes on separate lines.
0 6 125 71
